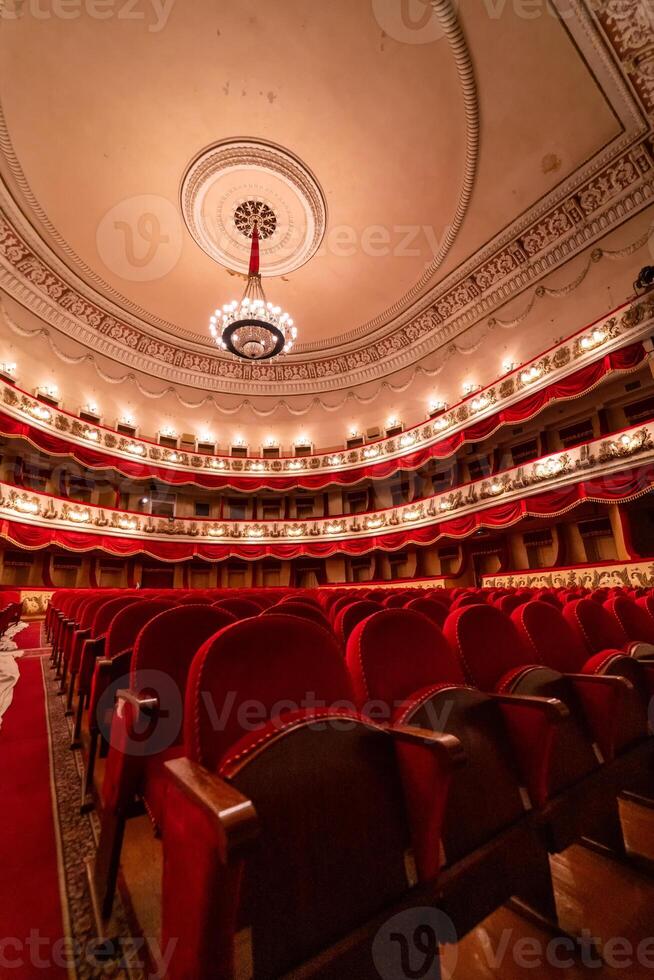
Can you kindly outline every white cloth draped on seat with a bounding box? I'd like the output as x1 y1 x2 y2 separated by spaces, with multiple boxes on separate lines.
0 653 20 729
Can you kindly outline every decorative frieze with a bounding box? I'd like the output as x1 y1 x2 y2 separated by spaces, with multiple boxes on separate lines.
483 559 654 591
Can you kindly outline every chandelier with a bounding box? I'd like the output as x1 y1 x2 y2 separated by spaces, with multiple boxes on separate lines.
209 203 297 360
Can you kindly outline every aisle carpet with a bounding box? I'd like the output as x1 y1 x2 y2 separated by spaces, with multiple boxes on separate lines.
0 651 148 980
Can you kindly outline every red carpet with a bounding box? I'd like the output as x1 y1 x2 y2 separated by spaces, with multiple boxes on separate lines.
0 656 69 979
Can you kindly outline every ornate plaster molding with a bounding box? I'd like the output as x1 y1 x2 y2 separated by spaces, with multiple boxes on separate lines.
180 139 327 277
483 557 654 590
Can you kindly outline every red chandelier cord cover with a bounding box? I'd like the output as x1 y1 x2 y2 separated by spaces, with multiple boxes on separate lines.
2 462 652 562
249 222 260 277
0 343 645 491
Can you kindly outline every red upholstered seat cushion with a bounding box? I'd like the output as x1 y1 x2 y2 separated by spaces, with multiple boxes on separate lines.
511 600 589 674
442 605 531 691
185 615 353 771
562 598 628 655
346 608 464 710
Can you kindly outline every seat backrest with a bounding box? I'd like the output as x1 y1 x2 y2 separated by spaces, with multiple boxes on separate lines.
333 600 381 644
165 705 431 980
130 604 236 744
443 605 531 692
381 594 406 608
78 594 115 630
105 599 175 659
328 594 360 623
449 593 486 611
495 594 526 616
212 597 262 619
605 596 654 644
279 595 323 609
67 593 90 623
404 597 449 628
511 601 588 673
637 594 654 621
90 595 143 638
265 602 329 627
185 615 353 771
347 609 465 709
562 598 628 654
535 591 562 609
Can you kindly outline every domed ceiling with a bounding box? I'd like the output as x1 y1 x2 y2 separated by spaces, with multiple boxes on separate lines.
0 0 652 407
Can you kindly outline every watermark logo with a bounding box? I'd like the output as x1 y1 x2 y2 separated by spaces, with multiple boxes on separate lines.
98 670 183 756
0 0 176 33
96 194 183 282
372 907 457 980
372 0 452 45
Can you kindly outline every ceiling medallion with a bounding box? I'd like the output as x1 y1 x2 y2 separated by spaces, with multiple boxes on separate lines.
181 138 327 277
209 212 297 360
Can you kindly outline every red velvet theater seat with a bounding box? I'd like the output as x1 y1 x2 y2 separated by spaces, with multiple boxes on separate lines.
212 597 263 619
511 600 649 763
72 595 144 747
332 600 381 644
404 597 449 627
563 598 654 699
91 603 236 919
160 615 462 979
63 593 121 711
263 600 329 627
605 595 654 657
346 608 563 934
449 592 486 611
82 598 175 806
443 603 632 853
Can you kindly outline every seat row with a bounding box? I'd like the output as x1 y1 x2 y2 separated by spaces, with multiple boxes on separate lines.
42 584 654 978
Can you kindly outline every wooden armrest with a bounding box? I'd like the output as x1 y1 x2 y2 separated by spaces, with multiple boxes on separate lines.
490 692 569 721
165 757 259 862
388 724 466 770
566 673 634 692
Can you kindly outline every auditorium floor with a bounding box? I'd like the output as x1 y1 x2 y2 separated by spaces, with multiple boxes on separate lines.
5 645 654 978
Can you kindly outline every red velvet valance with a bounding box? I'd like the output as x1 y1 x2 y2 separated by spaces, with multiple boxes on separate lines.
0 343 645 491
2 461 651 561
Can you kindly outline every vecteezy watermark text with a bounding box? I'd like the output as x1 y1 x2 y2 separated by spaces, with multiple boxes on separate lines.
0 0 176 33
